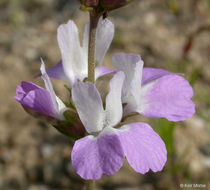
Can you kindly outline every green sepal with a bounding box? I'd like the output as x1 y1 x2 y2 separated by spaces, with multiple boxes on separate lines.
80 5 93 12
52 110 86 140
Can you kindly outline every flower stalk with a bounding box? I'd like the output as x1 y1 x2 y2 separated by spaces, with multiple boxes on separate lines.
87 11 100 83
85 180 95 190
85 10 100 190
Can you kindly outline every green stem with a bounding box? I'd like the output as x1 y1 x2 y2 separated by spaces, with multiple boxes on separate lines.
122 113 139 122
87 11 100 84
85 180 95 190
85 10 100 190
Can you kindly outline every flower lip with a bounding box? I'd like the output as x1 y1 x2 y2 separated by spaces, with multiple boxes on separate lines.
71 121 167 180
113 52 195 121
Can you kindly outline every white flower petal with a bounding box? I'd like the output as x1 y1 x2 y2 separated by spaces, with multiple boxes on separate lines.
72 82 104 134
95 18 114 66
112 53 144 110
105 72 125 128
40 59 58 112
40 59 66 120
57 20 87 84
83 18 114 66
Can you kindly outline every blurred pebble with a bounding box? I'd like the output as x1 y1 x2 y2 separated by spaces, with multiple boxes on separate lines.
41 143 53 158
199 142 210 156
28 184 49 190
115 184 154 190
203 157 210 168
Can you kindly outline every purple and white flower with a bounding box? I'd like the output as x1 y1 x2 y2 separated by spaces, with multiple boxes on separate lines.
113 53 195 122
15 59 67 120
71 72 167 180
46 18 114 85
14 14 195 181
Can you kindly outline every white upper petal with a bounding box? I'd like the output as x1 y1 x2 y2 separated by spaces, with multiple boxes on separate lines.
57 18 114 85
112 53 144 109
40 59 66 120
82 20 89 67
95 18 114 66
105 72 125 128
40 59 58 112
57 20 87 84
83 18 114 66
72 82 104 134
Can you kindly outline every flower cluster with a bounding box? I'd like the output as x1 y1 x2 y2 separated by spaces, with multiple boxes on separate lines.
15 18 195 180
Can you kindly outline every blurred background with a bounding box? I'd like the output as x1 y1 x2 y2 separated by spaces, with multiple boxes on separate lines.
0 0 210 189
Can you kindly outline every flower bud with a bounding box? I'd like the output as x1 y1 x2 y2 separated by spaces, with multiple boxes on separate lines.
78 0 133 11
100 0 132 9
78 0 99 7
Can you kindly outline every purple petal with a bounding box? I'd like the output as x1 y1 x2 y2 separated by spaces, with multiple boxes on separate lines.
72 82 104 134
45 61 68 81
142 68 171 85
118 123 167 174
95 66 115 80
35 61 67 81
71 127 124 180
16 86 57 118
140 74 195 121
15 81 41 101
